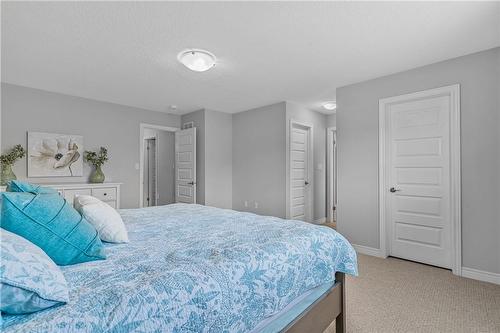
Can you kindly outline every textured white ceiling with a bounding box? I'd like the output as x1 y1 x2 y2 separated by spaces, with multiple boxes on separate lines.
2 2 499 114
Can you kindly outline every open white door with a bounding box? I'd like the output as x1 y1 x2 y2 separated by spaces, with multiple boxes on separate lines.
327 127 337 223
289 121 313 222
175 128 196 204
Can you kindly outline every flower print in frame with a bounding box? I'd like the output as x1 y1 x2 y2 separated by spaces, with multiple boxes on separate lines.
28 132 84 177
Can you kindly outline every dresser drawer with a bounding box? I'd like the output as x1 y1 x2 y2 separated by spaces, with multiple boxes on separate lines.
91 187 117 201
105 201 117 209
63 189 92 204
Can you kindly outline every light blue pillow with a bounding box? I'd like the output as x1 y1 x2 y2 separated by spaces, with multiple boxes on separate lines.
0 229 69 314
0 192 106 265
7 180 57 194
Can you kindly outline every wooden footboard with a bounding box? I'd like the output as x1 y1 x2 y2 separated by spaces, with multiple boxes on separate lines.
283 272 346 333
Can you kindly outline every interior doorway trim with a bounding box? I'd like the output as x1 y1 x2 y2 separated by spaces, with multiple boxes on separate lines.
327 127 337 224
378 84 461 275
287 119 314 222
139 123 179 208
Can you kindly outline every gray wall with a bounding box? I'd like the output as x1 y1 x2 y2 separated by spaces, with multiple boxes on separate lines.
232 102 287 217
286 102 328 221
336 47 500 274
326 113 336 127
1 83 181 208
181 110 205 205
205 109 232 209
156 130 175 205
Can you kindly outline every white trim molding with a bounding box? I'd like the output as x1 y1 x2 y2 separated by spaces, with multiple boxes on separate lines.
378 84 462 275
352 244 386 258
461 267 500 286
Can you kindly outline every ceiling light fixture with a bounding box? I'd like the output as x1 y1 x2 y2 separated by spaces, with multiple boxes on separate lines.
323 102 337 111
177 49 216 72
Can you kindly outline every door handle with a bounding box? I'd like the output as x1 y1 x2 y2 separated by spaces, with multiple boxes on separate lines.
390 187 401 193
188 181 196 185
305 181 309 186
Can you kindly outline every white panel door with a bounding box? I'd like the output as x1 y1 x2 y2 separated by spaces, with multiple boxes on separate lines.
175 128 196 204
387 95 452 268
290 124 312 221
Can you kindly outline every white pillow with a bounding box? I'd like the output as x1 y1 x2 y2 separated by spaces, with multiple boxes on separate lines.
74 195 129 243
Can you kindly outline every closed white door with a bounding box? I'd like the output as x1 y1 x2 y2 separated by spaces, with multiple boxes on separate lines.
290 123 312 221
175 128 196 204
385 95 452 268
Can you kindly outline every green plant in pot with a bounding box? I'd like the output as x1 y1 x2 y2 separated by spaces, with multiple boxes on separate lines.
84 147 108 183
0 145 26 186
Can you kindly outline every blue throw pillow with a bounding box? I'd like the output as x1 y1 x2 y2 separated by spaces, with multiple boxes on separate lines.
0 192 106 265
0 229 69 314
7 180 57 194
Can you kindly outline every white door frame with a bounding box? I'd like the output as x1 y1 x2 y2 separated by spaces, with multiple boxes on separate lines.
327 127 337 223
287 119 314 222
139 123 179 208
379 84 461 275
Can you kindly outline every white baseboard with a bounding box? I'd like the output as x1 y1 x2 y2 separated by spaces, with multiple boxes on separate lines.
349 246 500 285
352 244 386 258
461 267 500 285
314 217 326 224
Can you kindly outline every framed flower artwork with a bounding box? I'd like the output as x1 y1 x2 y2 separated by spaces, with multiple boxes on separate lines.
27 132 84 177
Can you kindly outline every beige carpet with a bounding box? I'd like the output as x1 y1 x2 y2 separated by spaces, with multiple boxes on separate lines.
324 254 500 333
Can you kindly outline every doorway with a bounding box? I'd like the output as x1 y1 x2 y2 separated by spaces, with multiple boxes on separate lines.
288 120 313 222
379 84 461 274
139 124 179 208
327 127 337 225
143 137 157 207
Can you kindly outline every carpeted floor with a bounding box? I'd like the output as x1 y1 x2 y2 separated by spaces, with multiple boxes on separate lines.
324 254 500 333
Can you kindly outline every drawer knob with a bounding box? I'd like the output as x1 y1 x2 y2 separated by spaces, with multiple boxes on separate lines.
103 193 107 196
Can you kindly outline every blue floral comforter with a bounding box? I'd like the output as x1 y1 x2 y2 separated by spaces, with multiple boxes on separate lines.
2 204 357 333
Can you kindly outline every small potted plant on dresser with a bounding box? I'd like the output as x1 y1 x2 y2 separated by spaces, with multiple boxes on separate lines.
84 147 109 183
1 144 26 186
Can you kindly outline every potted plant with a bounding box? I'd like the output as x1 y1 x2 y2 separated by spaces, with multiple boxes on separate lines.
0 144 26 186
84 147 109 183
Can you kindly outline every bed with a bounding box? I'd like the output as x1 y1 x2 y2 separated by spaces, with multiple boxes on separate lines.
1 203 357 333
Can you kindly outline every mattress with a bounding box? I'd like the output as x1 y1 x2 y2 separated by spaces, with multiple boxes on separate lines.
250 281 336 333
2 204 357 332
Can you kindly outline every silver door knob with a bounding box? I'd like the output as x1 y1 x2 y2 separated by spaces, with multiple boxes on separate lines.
390 187 401 193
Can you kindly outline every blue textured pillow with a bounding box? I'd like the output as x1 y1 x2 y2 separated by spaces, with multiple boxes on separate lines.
0 229 69 314
0 192 106 265
7 180 57 194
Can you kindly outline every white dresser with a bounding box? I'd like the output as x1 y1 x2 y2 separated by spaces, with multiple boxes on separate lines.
0 183 122 209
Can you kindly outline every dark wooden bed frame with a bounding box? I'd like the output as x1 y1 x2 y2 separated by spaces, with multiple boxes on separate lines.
283 272 346 333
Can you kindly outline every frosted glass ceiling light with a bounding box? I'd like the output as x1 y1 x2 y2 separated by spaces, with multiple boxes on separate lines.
323 102 337 111
177 49 216 72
